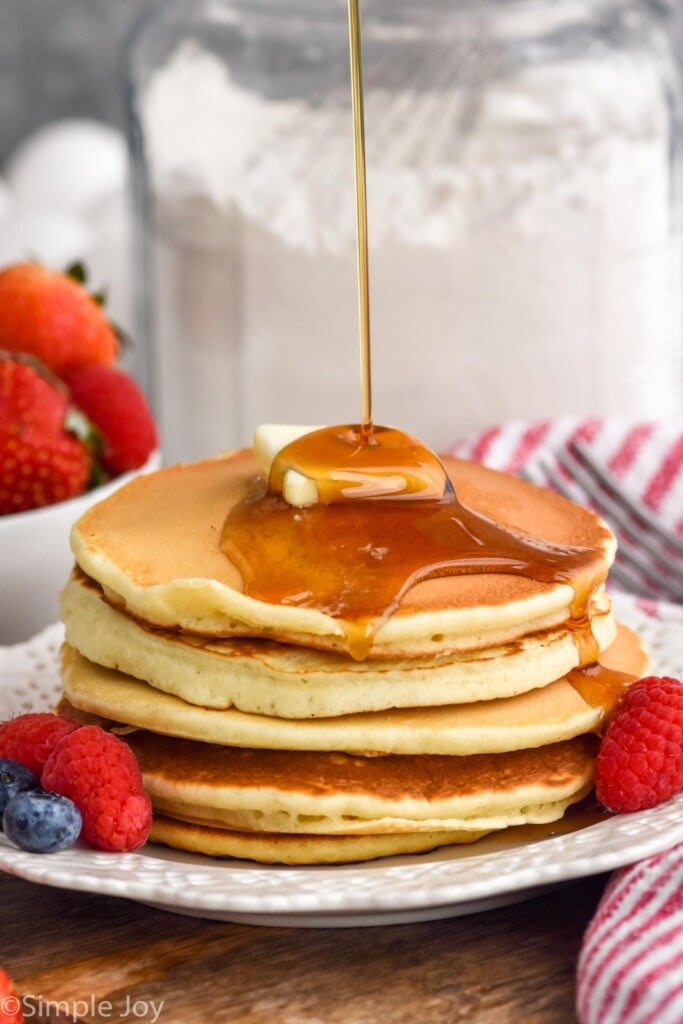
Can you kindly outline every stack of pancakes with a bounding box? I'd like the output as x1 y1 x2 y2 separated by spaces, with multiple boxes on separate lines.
57 450 647 864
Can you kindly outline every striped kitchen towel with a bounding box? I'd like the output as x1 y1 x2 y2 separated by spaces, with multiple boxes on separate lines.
448 417 683 538
576 844 683 1024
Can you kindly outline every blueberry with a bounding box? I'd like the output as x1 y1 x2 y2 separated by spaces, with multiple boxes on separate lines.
0 759 39 823
3 790 82 853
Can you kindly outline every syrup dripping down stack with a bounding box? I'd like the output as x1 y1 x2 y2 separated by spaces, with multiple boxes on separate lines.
56 428 648 864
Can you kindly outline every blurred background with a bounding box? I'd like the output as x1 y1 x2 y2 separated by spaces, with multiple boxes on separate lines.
1 0 681 160
0 0 162 373
0 0 158 160
1 0 683 464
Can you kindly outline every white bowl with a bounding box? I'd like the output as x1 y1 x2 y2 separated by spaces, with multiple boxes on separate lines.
0 451 161 645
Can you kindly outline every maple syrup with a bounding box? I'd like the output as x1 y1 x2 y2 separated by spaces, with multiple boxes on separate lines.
567 662 636 728
348 0 372 439
504 795 613 845
269 424 452 502
220 0 608 659
567 615 601 670
222 432 605 659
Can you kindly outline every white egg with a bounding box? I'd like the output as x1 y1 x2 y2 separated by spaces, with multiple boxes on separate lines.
0 205 93 269
5 119 128 215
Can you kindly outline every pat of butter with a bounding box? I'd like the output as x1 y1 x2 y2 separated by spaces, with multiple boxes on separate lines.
282 468 319 507
254 424 322 507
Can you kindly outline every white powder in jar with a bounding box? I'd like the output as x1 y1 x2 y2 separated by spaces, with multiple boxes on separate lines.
140 36 682 463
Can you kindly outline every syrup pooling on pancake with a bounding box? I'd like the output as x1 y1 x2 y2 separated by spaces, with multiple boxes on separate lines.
221 424 608 660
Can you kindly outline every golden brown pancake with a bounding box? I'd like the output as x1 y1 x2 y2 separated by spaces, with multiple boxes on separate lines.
148 816 488 864
133 727 593 819
59 623 648 755
56 708 596 838
60 571 617 715
69 451 615 658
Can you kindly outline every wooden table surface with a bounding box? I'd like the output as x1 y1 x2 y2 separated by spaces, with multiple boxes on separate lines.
2 869 607 1024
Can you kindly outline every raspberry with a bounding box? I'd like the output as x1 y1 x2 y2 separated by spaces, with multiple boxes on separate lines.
595 676 683 813
0 714 77 777
41 726 152 852
0 967 23 1024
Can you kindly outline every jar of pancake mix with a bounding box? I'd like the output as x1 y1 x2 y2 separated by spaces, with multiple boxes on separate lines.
125 0 683 464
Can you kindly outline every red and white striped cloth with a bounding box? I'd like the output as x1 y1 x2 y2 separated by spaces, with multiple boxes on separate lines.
447 417 683 537
576 845 683 1024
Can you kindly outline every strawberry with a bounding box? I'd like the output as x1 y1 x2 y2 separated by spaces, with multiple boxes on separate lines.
0 263 117 378
0 968 23 1024
0 356 91 513
66 365 157 476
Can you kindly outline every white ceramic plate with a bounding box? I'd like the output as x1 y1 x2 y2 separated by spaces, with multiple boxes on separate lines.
0 594 681 928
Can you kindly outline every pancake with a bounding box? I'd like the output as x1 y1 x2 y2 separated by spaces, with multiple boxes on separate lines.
59 623 648 755
69 451 615 659
138 741 594 837
149 817 489 864
60 572 618 716
154 789 590 837
54 703 595 843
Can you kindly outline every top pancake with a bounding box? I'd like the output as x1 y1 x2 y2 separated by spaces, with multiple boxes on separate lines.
70 450 615 658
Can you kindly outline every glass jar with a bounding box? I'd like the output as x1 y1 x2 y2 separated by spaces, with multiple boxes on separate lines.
125 0 682 464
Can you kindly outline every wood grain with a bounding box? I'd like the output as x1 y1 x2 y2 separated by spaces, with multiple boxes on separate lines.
1 872 607 1023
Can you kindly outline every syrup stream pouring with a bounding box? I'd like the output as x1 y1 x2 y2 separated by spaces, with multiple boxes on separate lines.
348 0 372 441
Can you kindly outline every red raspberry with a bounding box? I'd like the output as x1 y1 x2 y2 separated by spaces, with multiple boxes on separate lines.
595 676 683 813
0 713 77 776
66 365 157 477
0 968 22 1024
41 725 151 852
